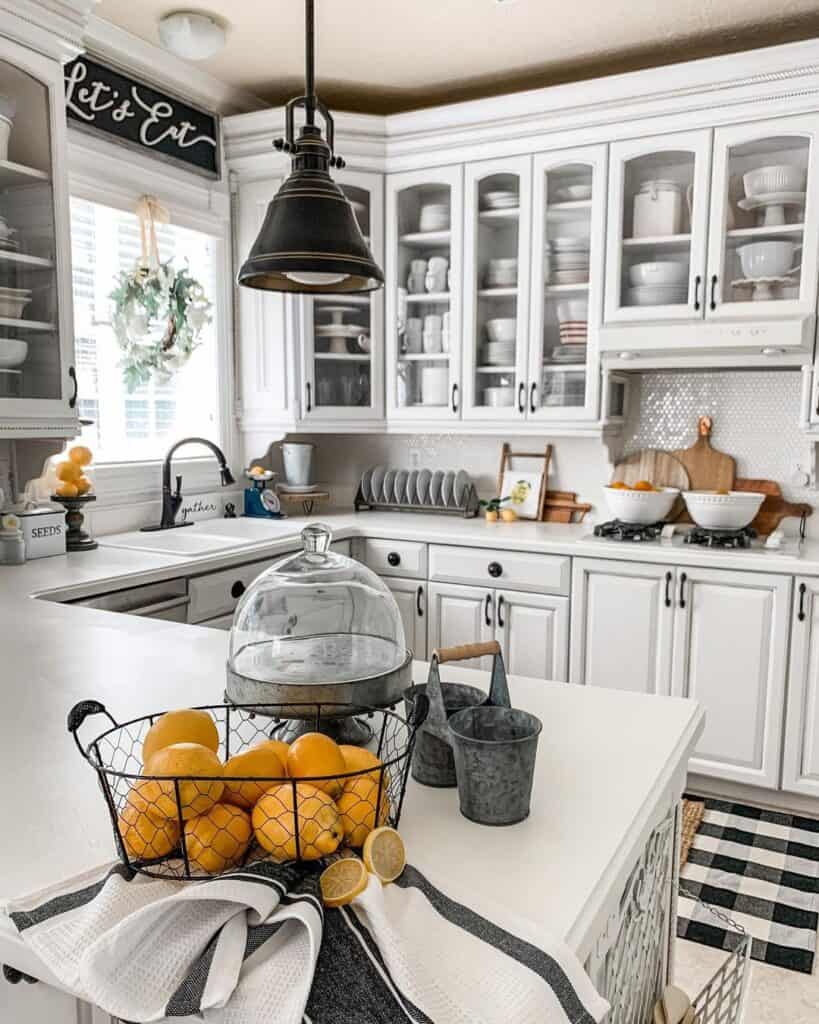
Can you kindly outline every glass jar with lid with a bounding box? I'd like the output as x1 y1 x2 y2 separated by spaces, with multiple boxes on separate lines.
226 523 411 739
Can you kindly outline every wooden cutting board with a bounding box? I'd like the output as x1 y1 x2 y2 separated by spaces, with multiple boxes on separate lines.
611 449 690 490
734 478 812 536
541 490 592 524
672 416 735 492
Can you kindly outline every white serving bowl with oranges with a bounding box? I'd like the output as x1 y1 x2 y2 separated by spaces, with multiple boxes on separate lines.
603 481 679 524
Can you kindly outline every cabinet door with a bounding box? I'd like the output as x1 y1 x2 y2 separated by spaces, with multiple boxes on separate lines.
671 566 790 788
385 165 463 423
528 144 607 421
783 578 819 797
384 576 427 661
707 114 819 320
570 558 674 694
428 582 494 669
0 978 83 1024
298 169 385 423
604 130 712 324
496 589 568 681
461 155 531 423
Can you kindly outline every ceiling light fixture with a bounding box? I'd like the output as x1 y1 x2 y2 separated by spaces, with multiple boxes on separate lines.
158 12 226 61
237 0 383 294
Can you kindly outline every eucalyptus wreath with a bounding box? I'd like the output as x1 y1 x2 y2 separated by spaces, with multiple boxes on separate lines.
109 260 212 392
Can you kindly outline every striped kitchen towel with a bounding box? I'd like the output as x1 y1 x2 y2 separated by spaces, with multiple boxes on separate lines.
6 860 608 1024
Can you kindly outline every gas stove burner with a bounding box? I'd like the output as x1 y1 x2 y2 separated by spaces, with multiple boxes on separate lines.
594 519 666 542
684 525 757 549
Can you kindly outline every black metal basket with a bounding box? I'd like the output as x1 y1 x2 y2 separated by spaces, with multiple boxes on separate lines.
68 698 427 882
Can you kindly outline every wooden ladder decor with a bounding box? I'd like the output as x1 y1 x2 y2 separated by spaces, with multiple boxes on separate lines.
496 442 591 524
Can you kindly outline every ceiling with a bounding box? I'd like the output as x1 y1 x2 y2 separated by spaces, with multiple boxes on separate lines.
95 0 819 115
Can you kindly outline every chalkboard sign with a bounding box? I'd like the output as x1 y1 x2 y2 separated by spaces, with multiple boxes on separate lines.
64 55 220 179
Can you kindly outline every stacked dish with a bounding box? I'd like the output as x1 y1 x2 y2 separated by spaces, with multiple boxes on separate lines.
485 257 517 288
484 318 515 365
627 261 687 306
419 202 449 233
482 190 518 210
0 338 27 368
0 287 32 319
359 466 474 509
542 371 586 407
556 297 588 348
548 237 589 284
558 321 587 345
554 182 592 202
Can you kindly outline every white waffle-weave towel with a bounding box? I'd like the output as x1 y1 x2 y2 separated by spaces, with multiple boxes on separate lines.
6 860 609 1024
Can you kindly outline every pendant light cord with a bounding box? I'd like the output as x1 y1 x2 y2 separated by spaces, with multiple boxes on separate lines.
305 0 315 126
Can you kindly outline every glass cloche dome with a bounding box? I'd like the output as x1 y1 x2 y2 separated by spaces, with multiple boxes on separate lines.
226 524 411 720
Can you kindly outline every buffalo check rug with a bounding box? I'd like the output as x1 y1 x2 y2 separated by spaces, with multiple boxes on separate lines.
678 797 819 974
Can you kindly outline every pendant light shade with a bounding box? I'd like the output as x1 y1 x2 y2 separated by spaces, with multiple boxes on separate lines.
238 1 383 294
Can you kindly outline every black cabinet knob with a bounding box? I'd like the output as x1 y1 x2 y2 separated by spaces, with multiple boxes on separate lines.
387 551 401 567
231 580 246 599
488 561 502 578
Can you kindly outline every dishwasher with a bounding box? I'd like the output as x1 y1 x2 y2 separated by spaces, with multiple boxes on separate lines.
69 578 190 621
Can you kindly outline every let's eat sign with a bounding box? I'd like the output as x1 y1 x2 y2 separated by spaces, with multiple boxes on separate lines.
64 54 220 179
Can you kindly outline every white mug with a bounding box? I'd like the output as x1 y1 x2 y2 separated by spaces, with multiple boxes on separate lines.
410 258 428 274
428 256 448 274
423 330 443 354
408 272 426 294
405 317 423 353
424 314 442 332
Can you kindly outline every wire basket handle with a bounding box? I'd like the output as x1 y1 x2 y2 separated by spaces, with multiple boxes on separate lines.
67 700 119 761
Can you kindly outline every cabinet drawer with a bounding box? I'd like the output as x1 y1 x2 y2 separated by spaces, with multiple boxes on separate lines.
188 558 283 623
357 538 427 579
429 544 570 595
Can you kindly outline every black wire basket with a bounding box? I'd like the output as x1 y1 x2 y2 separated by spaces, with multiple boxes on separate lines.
68 698 428 881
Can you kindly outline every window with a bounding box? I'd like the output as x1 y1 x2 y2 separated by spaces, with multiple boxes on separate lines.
69 197 222 463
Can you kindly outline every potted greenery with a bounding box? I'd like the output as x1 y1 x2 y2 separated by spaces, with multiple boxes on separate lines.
479 495 511 523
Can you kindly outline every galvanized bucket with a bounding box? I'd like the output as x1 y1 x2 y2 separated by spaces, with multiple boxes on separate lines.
448 704 542 826
404 641 510 788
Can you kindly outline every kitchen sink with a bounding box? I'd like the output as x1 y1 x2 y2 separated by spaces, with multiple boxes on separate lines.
99 518 297 557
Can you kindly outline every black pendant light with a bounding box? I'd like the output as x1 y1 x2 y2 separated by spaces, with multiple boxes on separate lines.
238 0 383 294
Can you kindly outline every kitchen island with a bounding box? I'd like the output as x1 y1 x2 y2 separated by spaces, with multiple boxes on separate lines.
0 530 703 1022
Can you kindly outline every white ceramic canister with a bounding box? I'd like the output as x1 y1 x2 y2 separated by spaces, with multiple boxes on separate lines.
632 180 686 238
281 442 314 486
421 366 449 405
17 505 65 559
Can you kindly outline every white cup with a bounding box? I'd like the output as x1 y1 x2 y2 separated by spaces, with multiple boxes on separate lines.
424 314 443 332
405 317 423 353
423 330 443 354
421 366 449 405
441 330 450 353
410 258 428 274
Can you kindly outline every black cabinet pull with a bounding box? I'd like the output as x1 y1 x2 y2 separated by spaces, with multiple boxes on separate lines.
416 585 424 617
497 594 505 628
488 561 502 578
518 381 525 414
709 275 718 311
484 592 493 627
693 275 702 311
306 381 312 413
451 382 459 413
679 572 688 609
231 580 246 599
798 582 807 622
387 551 401 567
664 571 672 608
68 366 78 409
529 382 537 414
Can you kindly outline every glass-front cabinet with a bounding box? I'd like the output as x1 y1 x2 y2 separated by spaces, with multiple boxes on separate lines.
604 129 712 324
462 156 531 421
707 115 818 319
527 145 608 420
385 166 463 421
299 170 384 422
0 39 76 434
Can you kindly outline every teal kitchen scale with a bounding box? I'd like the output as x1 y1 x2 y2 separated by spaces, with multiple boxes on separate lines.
243 469 286 519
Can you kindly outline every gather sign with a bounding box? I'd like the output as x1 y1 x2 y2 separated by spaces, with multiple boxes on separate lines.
64 54 220 179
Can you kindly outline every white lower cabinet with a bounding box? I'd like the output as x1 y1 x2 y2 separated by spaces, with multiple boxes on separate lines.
428 581 569 678
384 577 428 661
0 978 105 1024
783 578 819 797
572 558 790 788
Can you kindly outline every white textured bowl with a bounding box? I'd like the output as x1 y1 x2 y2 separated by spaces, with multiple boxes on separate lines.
604 486 679 525
556 184 592 201
0 338 27 368
743 164 806 197
0 295 30 318
682 490 765 530
557 298 589 322
483 386 515 408
737 241 798 279
486 318 516 343
629 261 688 286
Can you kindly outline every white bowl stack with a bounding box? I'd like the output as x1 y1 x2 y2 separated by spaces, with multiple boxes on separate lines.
627 261 688 306
419 202 450 233
548 237 590 284
0 286 32 319
485 257 517 288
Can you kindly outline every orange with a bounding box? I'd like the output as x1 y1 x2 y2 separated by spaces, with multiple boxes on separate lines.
608 481 629 490
286 733 346 798
145 742 224 820
337 776 389 848
319 857 369 908
75 476 92 495
222 745 286 809
68 445 93 466
56 460 81 483
249 465 267 475
184 803 252 874
338 745 384 783
254 738 290 767
56 481 79 498
118 783 179 859
121 777 178 822
142 708 219 764
362 827 406 884
632 480 655 492
253 782 342 861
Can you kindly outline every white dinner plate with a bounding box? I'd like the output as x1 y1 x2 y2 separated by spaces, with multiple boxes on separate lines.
393 469 408 505
405 469 419 505
416 468 432 506
429 469 444 507
441 470 455 508
382 468 397 504
453 469 470 508
360 467 374 503
370 465 386 504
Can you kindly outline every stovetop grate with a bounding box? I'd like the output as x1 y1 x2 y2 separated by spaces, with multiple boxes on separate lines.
683 525 757 549
593 519 667 542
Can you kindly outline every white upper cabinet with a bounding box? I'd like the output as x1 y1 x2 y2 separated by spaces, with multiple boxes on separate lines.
529 145 607 421
297 170 385 424
0 38 78 437
385 165 464 422
604 129 712 324
461 155 531 422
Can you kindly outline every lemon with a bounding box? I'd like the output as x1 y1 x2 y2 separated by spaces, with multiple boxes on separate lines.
222 745 286 809
253 782 342 861
56 460 81 483
319 856 369 908
184 802 252 874
286 733 346 798
56 481 79 498
337 776 389 848
145 742 224 820
142 708 219 764
75 476 92 496
362 827 406 883
249 465 267 475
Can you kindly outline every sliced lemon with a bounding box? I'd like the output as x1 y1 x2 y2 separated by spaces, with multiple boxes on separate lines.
362 826 406 884
320 855 369 908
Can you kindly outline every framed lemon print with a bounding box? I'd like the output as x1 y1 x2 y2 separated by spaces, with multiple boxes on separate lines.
500 470 544 519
